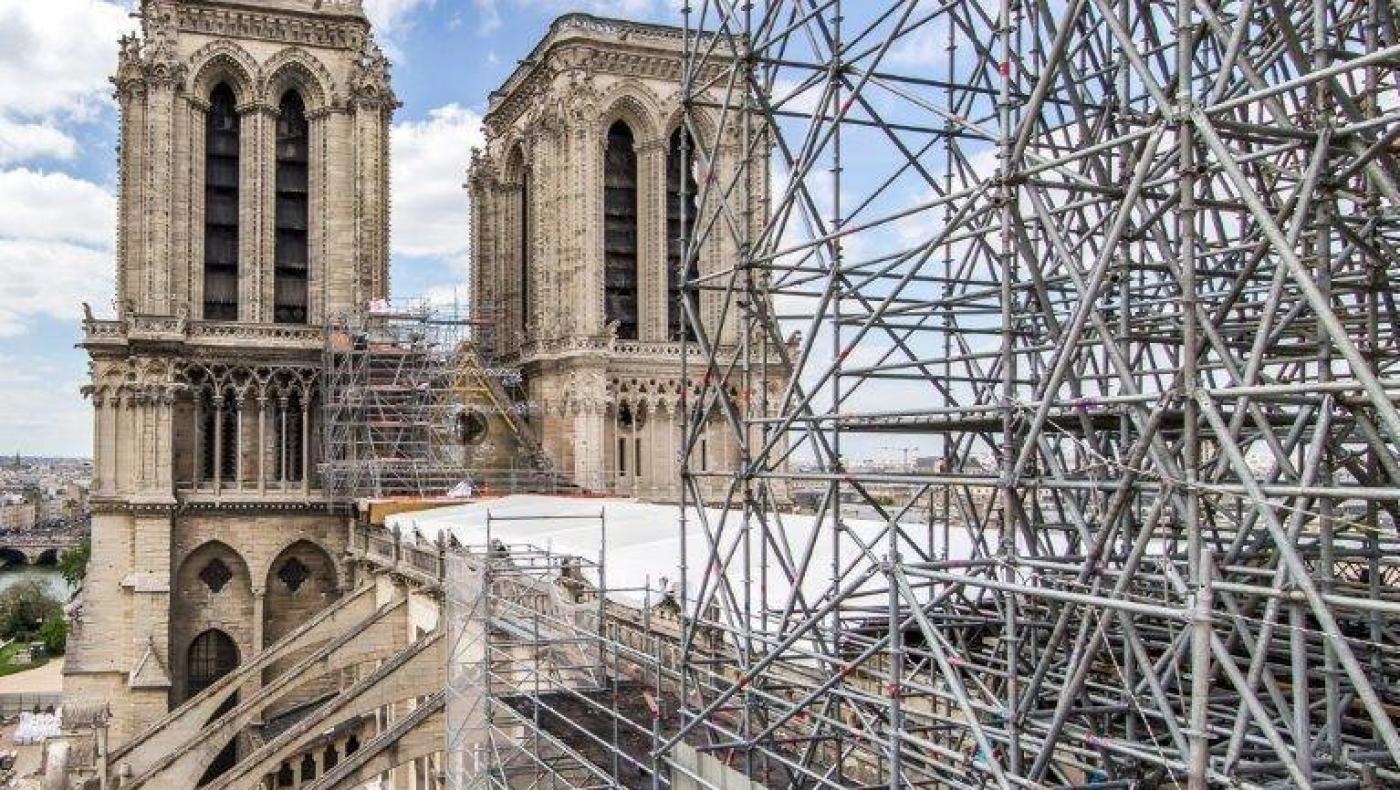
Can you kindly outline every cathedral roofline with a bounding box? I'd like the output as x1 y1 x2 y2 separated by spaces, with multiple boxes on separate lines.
487 12 712 115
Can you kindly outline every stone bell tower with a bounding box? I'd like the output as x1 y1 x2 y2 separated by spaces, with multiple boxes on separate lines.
70 0 395 746
468 14 777 502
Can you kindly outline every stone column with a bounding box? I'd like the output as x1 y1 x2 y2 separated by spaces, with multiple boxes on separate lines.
578 126 606 336
307 107 328 324
252 589 265 654
637 137 667 341
119 393 137 493
351 92 392 306
174 96 201 313
155 390 174 492
113 67 147 315
212 395 224 494
510 180 524 341
191 392 202 488
278 397 289 489
91 393 106 494
301 398 311 496
187 94 210 318
239 103 275 322
257 393 268 493
133 394 147 489
95 393 109 495
234 394 246 488
575 400 605 491
144 57 184 315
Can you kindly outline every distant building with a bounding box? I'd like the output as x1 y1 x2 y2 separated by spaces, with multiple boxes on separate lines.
0 495 36 532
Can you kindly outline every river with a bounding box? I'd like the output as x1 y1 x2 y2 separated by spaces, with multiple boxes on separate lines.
0 567 73 601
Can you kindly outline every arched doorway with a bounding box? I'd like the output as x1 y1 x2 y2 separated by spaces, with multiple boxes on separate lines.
187 629 242 785
187 629 239 699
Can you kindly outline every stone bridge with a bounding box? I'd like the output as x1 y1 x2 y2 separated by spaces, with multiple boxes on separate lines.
0 527 85 566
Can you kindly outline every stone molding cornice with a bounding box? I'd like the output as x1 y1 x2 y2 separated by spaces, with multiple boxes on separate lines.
491 13 716 104
91 499 179 516
486 38 730 134
90 497 341 516
179 496 335 512
177 4 369 51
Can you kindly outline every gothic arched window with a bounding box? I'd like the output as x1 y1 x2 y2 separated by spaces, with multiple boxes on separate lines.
187 629 239 699
666 128 699 341
273 391 305 484
203 84 240 321
199 393 239 484
274 90 310 324
603 120 639 341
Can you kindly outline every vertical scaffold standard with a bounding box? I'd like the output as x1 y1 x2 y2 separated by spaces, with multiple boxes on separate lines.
671 0 1400 788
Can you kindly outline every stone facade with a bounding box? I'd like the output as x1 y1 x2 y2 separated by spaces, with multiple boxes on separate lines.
469 14 780 501
69 0 394 748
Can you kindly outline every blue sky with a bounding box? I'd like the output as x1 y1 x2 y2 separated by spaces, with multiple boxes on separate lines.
0 0 681 457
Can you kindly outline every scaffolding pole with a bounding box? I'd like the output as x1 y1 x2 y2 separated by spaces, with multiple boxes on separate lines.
665 0 1400 787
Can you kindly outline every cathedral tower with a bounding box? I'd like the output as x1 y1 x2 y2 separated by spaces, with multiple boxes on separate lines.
469 15 774 501
72 0 395 745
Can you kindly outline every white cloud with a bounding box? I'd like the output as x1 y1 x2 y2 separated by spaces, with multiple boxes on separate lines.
390 104 483 263
0 169 115 249
0 169 116 335
0 0 133 122
0 240 112 337
885 17 948 68
0 354 92 455
362 0 436 55
0 118 77 164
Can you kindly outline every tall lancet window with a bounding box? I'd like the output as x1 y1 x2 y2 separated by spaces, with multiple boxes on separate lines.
603 120 639 341
203 84 240 321
274 91 310 324
519 165 530 334
666 128 699 341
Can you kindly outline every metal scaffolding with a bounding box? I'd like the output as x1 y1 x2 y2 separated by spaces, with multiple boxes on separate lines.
443 514 650 790
321 301 554 499
665 0 1400 787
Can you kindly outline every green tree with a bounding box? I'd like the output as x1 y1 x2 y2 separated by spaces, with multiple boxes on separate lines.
58 538 90 588
38 615 66 655
0 581 61 642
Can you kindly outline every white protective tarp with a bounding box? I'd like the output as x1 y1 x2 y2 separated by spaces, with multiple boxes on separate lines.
386 495 982 610
13 711 60 745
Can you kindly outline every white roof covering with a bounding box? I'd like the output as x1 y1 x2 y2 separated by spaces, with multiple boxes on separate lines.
387 495 977 609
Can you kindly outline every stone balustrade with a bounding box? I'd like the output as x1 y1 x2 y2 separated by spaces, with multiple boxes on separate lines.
82 316 323 351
